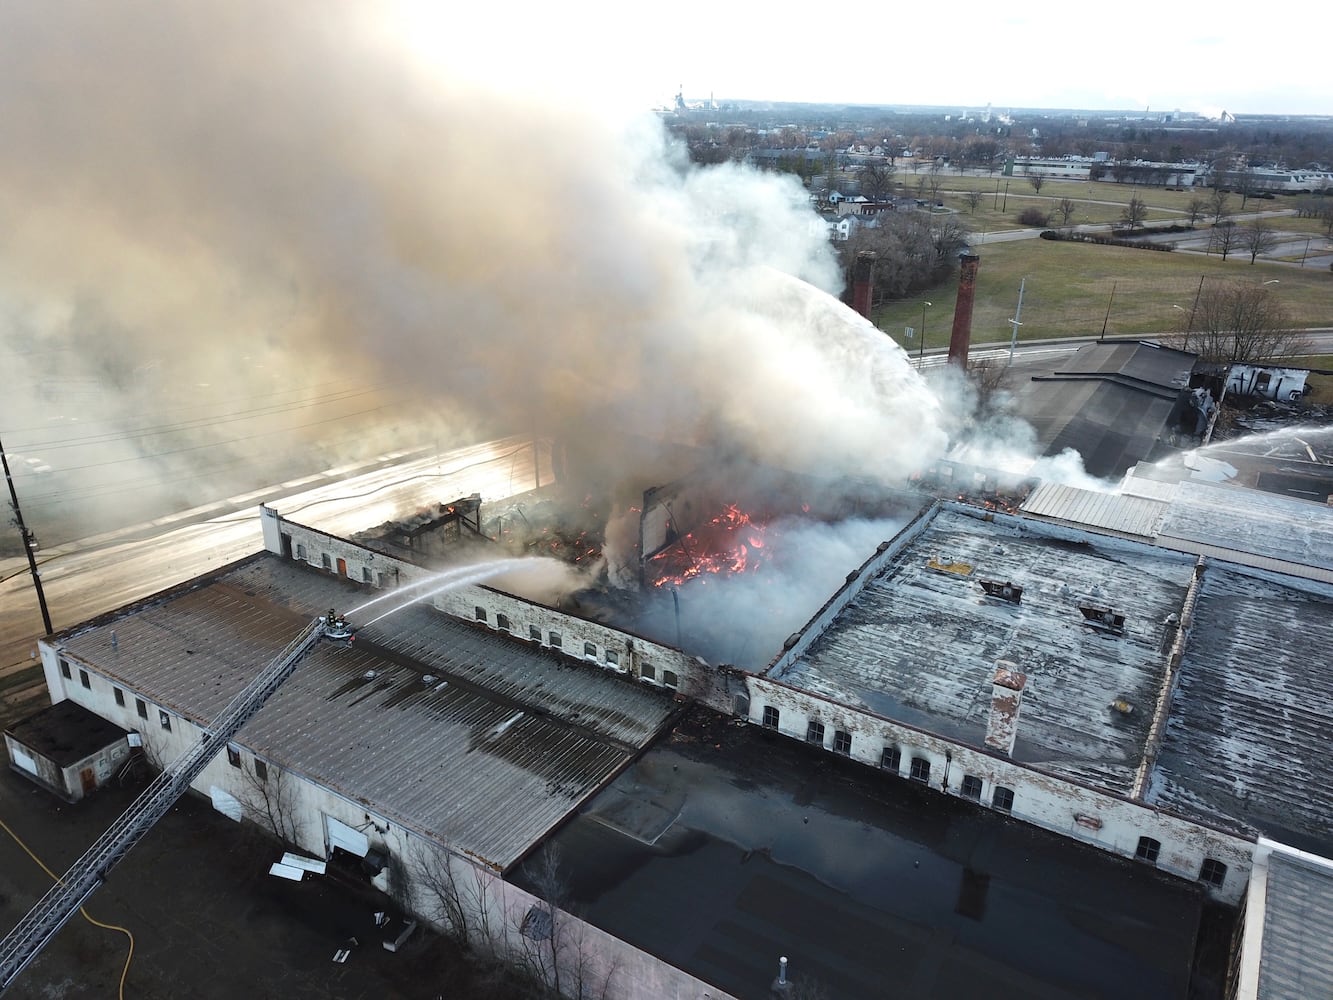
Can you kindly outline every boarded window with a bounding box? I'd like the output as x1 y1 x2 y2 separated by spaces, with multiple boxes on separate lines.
584 641 597 659
605 649 619 667
529 624 541 642
226 744 241 768
295 542 307 561
641 662 656 681
362 566 372 583
321 552 332 570
548 631 562 648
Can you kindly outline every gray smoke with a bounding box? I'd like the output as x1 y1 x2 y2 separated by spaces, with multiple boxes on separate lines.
0 0 949 542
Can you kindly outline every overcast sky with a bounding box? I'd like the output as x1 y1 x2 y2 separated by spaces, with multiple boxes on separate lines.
391 0 1327 118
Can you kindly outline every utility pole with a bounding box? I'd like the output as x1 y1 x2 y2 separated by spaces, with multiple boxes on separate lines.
1099 282 1117 341
1007 278 1027 367
0 433 53 636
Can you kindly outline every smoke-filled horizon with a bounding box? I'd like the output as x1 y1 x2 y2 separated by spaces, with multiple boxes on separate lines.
0 0 951 539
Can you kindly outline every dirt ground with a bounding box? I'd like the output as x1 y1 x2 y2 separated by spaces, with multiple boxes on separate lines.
0 764 503 1000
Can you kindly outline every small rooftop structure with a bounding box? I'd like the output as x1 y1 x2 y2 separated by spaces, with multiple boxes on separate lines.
4 699 132 803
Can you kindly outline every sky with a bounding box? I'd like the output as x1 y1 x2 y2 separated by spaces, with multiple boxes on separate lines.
390 0 1328 117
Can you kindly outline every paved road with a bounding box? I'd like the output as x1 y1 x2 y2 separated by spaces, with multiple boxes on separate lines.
0 435 549 678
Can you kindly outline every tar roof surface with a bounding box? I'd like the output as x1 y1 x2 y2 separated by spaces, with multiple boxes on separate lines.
57 554 676 870
5 699 128 767
781 508 1196 794
1148 566 1333 856
1012 341 1196 479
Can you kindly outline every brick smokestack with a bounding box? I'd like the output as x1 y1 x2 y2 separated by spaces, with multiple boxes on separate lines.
851 251 876 320
986 661 1026 757
947 251 980 370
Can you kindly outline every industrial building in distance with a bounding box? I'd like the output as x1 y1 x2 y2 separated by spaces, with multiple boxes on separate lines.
7 461 1333 997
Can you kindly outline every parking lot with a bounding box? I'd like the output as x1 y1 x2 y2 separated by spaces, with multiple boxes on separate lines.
0 766 455 999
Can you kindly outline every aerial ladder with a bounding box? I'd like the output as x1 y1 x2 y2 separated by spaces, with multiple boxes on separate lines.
0 612 353 993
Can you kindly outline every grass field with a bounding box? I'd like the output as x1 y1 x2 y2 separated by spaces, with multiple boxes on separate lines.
872 238 1333 349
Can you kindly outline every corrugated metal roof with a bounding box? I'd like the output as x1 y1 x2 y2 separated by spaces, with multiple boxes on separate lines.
1257 848 1333 999
1119 475 1181 502
59 555 676 871
784 508 1196 795
1157 482 1333 584
1148 569 1333 856
1021 482 1168 539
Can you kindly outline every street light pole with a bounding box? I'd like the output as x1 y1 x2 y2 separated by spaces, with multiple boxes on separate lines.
1007 278 1026 367
919 301 931 366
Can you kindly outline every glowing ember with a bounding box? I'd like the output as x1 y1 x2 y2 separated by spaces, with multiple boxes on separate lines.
648 503 775 587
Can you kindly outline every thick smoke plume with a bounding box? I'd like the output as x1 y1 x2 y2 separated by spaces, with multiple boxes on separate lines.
0 0 946 540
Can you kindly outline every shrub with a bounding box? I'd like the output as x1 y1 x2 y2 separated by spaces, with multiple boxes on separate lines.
1017 207 1050 227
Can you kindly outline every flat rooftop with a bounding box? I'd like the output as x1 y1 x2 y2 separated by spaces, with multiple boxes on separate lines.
5 699 128 767
1149 566 1333 856
776 506 1197 795
520 713 1207 1000
55 554 677 870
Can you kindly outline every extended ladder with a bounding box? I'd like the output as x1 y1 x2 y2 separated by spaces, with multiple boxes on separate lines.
0 617 327 993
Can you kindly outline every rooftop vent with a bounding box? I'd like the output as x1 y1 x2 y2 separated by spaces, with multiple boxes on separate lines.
1110 698 1134 715
926 554 974 577
361 670 378 681
1078 603 1125 635
978 579 1023 604
421 674 436 685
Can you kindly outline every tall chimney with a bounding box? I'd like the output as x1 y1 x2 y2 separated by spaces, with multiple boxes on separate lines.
851 251 876 320
947 251 980 370
986 661 1026 756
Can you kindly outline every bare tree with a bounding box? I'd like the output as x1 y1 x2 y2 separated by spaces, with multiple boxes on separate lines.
1241 222 1280 264
857 160 896 201
1210 219 1241 261
1056 197 1077 227
1120 196 1148 231
1028 173 1045 195
513 845 617 1000
927 160 945 201
236 758 304 847
1170 282 1310 364
1185 197 1207 227
1209 187 1231 224
964 188 984 214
